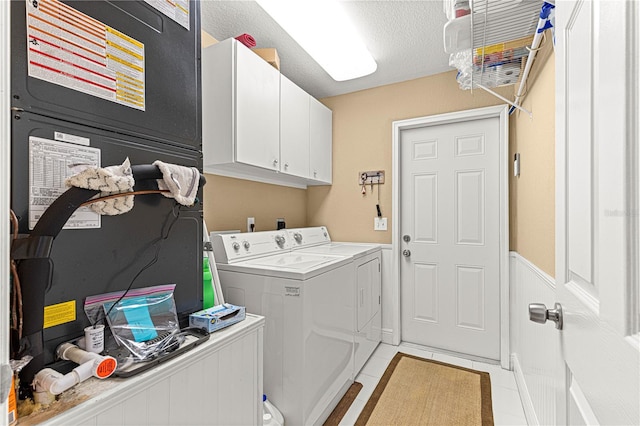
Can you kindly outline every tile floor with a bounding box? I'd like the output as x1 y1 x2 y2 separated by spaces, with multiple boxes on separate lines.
338 343 528 426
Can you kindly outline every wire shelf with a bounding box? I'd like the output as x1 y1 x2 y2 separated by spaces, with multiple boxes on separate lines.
443 0 542 91
469 0 541 90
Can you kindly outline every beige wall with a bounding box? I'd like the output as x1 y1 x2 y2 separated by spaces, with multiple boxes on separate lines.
203 50 556 276
509 45 555 276
203 174 307 233
306 71 513 244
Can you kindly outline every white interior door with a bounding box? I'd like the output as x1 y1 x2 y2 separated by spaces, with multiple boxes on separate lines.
553 1 639 424
400 112 503 361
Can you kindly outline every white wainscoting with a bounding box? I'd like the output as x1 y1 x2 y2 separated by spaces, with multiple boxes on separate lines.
380 245 395 344
28 315 264 426
510 252 557 426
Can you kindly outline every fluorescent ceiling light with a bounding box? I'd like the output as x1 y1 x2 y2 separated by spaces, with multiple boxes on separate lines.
256 0 377 81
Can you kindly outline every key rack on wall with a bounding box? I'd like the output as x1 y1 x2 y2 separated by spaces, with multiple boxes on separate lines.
444 0 555 117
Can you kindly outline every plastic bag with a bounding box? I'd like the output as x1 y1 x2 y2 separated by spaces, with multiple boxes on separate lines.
84 284 180 361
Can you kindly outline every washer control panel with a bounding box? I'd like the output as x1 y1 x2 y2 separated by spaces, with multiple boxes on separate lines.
286 227 331 248
212 230 291 264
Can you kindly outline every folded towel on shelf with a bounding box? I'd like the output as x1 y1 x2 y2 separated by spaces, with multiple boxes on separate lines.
153 160 200 206
66 157 135 215
235 33 256 48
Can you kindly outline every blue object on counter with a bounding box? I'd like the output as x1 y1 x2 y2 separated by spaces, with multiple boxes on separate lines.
189 303 246 332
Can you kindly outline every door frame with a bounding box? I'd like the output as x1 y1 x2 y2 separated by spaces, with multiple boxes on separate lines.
391 104 510 368
1 0 11 418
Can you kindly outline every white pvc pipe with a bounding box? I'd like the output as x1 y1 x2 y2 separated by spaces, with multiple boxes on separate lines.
33 344 117 405
57 342 101 365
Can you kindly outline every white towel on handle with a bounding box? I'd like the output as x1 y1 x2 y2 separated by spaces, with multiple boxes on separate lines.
65 158 134 215
153 160 200 206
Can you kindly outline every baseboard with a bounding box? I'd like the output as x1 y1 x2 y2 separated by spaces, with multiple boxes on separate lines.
512 352 540 426
381 328 394 345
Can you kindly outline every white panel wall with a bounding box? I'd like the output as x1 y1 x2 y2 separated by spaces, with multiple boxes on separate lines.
510 252 557 426
380 245 395 344
37 316 264 426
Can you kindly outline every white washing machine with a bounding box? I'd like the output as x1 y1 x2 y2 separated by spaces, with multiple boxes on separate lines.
286 227 382 378
212 230 355 426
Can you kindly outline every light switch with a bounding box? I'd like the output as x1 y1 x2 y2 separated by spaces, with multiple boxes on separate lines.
374 217 387 231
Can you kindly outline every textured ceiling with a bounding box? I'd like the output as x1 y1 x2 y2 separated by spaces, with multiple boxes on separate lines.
200 1 454 99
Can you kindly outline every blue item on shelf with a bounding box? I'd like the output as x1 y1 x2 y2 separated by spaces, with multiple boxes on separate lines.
189 304 245 332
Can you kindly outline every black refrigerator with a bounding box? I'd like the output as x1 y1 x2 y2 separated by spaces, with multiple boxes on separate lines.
9 0 204 393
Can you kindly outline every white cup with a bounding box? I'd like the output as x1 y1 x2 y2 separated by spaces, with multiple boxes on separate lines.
84 324 105 353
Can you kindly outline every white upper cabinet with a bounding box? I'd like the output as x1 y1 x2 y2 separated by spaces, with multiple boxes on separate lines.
280 74 310 179
309 97 332 184
202 38 332 188
235 41 280 170
202 38 280 172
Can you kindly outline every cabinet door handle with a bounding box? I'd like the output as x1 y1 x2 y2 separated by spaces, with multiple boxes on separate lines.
273 159 278 167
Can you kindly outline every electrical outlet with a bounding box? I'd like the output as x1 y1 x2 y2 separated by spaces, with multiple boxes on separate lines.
374 217 387 231
247 217 255 232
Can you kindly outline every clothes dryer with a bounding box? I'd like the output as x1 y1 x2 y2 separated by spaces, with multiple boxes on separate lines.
212 230 354 426
286 227 382 378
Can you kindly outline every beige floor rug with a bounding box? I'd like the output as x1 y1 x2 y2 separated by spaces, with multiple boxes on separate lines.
355 352 494 425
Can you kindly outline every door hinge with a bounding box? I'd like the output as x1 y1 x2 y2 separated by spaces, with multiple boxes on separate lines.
0 364 12 402
378 295 381 305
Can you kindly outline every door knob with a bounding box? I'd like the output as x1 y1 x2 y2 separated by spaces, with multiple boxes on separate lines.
402 249 411 257
529 302 563 330
403 235 411 242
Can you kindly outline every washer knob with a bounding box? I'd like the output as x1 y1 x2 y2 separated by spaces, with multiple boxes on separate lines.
293 232 303 243
232 242 240 251
275 235 286 247
243 241 250 250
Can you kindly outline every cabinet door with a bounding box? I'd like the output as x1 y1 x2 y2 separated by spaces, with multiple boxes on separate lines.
280 75 310 178
309 97 332 183
235 43 280 170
